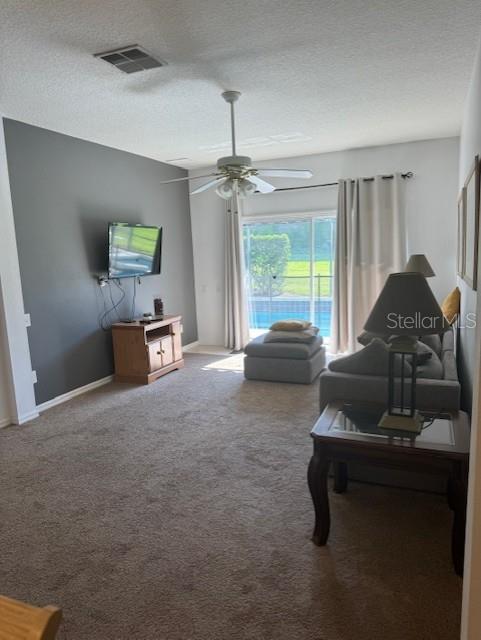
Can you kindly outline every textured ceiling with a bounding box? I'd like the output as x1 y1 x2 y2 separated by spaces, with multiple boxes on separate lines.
0 1 480 169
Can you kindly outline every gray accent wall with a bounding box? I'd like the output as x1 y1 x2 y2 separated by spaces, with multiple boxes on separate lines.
3 118 197 404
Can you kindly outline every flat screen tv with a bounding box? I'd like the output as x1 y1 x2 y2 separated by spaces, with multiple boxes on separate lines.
108 223 162 279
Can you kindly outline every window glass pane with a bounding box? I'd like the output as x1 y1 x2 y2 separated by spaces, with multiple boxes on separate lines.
313 217 336 337
243 215 335 339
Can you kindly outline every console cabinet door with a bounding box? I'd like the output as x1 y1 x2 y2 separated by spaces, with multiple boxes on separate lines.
148 343 163 372
160 336 174 367
171 321 182 361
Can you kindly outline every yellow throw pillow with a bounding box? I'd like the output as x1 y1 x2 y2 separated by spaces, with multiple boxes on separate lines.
269 319 312 331
441 287 460 325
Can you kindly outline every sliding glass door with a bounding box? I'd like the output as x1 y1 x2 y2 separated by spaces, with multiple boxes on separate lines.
243 215 335 338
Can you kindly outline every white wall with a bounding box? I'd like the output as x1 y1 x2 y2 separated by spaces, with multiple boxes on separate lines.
190 137 459 346
189 184 226 346
460 35 481 640
458 38 481 411
0 300 12 427
0 118 38 424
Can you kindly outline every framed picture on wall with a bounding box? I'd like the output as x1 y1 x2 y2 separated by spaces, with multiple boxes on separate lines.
457 187 466 277
463 155 480 290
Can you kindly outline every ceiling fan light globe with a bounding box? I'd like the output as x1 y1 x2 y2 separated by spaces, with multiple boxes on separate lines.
216 179 234 199
238 179 257 198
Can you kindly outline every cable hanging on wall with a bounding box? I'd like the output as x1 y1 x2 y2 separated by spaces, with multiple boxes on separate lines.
99 280 125 331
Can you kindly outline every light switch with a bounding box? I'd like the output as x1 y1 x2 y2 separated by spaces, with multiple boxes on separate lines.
24 313 31 327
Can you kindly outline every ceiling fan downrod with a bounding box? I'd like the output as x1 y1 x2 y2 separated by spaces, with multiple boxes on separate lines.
222 91 241 158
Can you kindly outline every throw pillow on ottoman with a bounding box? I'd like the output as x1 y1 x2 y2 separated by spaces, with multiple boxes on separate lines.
244 331 326 384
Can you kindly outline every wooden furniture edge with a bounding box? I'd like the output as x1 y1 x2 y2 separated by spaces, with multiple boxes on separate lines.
311 401 470 458
112 315 182 331
0 595 62 639
114 359 184 384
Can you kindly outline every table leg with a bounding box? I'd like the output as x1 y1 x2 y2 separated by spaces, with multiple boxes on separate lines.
308 440 330 546
450 461 468 577
333 461 348 493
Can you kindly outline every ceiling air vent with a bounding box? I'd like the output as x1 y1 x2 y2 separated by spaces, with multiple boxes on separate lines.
94 45 166 74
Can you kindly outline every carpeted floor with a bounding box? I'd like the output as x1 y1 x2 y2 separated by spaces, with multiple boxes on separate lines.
0 353 462 639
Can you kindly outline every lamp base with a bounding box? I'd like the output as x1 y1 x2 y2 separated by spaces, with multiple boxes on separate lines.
378 410 423 434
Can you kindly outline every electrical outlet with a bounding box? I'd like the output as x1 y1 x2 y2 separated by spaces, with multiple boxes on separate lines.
32 370 37 384
24 313 31 327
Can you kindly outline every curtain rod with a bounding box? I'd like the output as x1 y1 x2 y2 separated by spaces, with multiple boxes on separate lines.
270 171 414 193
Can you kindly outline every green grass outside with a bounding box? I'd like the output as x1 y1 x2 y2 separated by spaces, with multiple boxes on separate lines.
282 260 333 297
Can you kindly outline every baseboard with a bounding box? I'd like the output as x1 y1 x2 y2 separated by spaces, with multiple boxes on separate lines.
37 374 114 413
186 345 234 356
182 340 200 352
13 409 40 425
1 409 40 427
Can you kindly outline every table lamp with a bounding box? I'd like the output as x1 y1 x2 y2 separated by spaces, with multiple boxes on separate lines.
364 272 448 433
404 254 435 278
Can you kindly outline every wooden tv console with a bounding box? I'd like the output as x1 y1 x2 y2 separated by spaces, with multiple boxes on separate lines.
112 315 184 384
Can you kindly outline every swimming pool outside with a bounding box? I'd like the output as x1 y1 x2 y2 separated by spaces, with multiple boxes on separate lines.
248 297 332 336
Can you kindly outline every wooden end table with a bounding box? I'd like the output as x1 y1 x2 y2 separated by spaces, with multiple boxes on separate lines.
0 595 62 639
307 401 470 576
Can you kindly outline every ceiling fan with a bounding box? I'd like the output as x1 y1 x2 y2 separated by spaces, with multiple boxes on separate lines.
159 91 313 199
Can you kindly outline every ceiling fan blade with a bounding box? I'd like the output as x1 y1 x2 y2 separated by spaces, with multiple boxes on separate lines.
248 175 276 194
256 168 313 179
190 177 227 195
159 173 218 185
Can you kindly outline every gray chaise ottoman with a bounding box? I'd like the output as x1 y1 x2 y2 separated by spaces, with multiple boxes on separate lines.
244 334 326 384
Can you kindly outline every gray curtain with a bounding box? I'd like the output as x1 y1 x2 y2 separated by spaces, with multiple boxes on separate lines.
224 192 250 351
331 174 406 353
